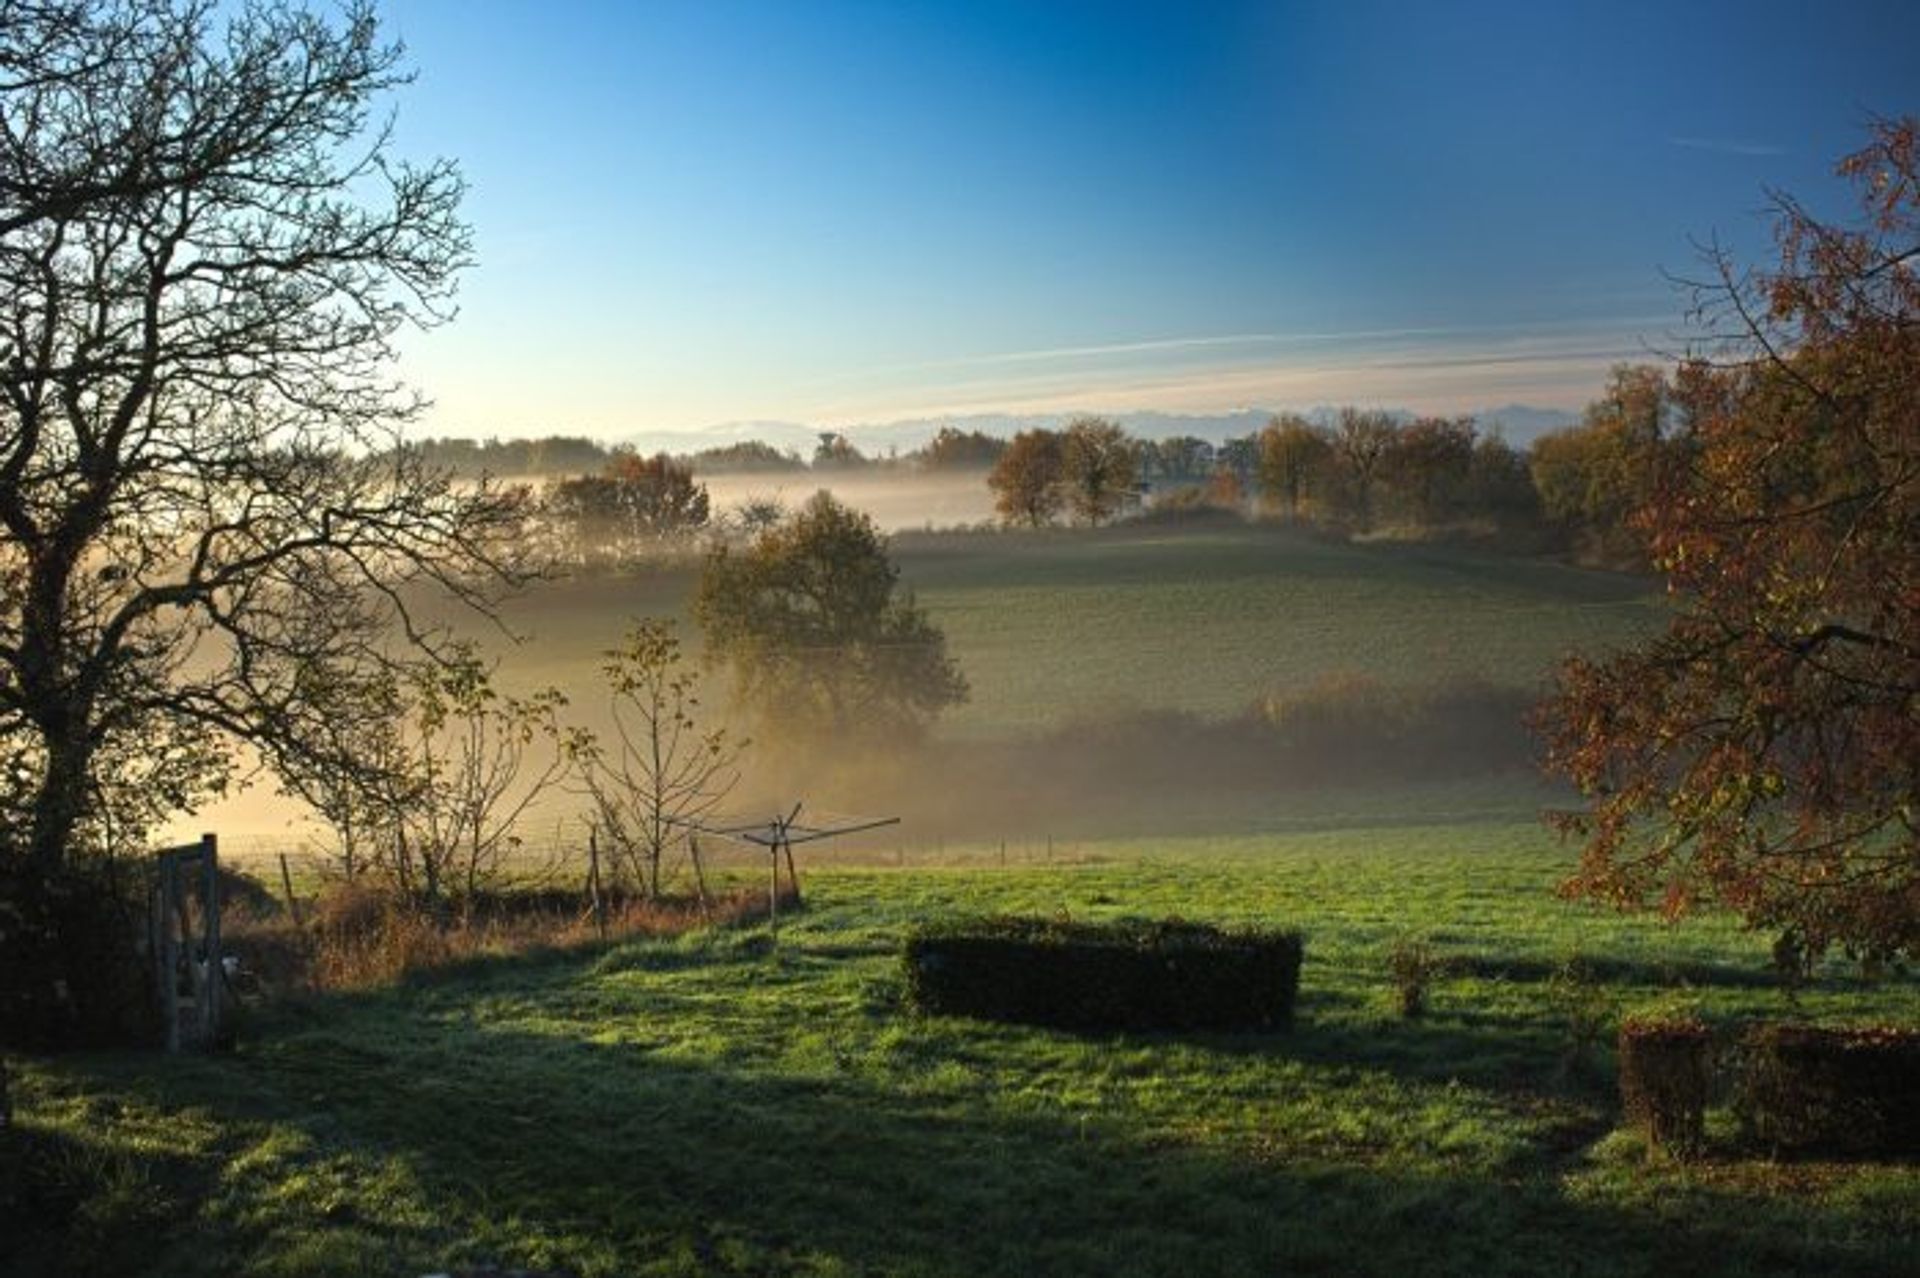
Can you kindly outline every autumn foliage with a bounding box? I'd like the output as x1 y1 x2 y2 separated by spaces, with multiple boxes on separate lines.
1539 119 1920 963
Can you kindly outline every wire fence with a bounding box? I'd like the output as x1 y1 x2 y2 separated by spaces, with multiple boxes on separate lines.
213 825 1104 896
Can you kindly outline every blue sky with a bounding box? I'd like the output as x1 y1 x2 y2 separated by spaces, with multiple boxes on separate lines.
379 0 1919 439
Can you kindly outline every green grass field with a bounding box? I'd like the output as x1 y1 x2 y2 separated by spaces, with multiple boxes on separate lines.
185 517 1667 850
462 519 1669 738
10 824 1919 1277
904 523 1666 736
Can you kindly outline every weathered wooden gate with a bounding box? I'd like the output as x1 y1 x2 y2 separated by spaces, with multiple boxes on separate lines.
150 834 222 1052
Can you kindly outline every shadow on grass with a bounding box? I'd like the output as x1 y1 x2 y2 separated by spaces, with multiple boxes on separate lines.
2 1122 181 1278
1444 954 1784 990
28 958 1917 1278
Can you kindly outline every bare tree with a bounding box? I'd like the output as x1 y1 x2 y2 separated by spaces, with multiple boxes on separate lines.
578 619 745 900
0 0 524 879
0 1 528 1036
1330 409 1398 532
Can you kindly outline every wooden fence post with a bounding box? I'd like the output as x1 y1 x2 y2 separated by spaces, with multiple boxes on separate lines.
278 852 304 929
200 833 220 1046
587 827 607 940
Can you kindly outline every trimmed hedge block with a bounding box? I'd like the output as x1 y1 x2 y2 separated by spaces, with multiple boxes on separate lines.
1734 1023 1920 1157
1618 1017 1713 1158
903 917 1302 1031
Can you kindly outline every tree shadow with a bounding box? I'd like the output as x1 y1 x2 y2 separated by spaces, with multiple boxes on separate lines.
38 966 1917 1278
1444 954 1784 990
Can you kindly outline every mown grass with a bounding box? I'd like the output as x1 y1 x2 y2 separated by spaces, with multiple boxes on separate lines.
11 822 1918 1277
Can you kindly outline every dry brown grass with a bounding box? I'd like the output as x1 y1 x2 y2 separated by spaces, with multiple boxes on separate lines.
221 882 779 994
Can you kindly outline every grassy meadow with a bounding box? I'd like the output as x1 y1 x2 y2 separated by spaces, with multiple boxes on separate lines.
469 511 1669 739
21 510 1917 1276
10 826 1919 1277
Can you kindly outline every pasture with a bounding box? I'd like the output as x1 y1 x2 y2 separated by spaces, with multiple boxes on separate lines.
9 824 1918 1276
475 515 1669 736
186 513 1667 849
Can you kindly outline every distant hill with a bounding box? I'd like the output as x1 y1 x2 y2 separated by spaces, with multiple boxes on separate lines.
617 403 1578 459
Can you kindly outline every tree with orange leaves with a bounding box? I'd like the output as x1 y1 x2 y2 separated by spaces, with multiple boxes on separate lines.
1539 118 1920 965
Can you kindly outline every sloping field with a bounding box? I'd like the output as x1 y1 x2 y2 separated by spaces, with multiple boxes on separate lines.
470 520 1668 740
900 522 1665 736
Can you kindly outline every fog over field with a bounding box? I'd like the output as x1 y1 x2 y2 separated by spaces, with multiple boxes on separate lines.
181 494 1665 861
702 469 1001 532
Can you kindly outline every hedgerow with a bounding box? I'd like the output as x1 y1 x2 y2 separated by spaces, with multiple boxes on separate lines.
903 916 1302 1031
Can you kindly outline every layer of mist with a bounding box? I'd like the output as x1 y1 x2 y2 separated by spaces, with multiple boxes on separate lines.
735 674 1545 844
701 470 998 533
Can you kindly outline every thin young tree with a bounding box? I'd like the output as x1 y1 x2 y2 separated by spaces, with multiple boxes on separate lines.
278 651 575 909
578 619 744 900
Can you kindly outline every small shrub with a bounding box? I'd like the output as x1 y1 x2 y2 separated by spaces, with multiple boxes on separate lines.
903 917 1302 1031
1548 952 1619 1077
0 860 158 1049
1387 935 1439 1018
1733 1022 1920 1158
317 905 450 990
1618 1015 1713 1158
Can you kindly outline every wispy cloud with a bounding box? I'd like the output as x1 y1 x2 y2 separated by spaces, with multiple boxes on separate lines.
798 326 1666 426
931 333 1283 368
1667 135 1786 158
798 318 1668 396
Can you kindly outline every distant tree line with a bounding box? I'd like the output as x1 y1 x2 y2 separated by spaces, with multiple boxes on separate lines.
408 425 1014 478
979 372 1680 569
419 369 1679 568
526 432 1024 568
538 450 713 567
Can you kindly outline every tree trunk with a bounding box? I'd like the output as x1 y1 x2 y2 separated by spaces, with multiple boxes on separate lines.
27 727 91 874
